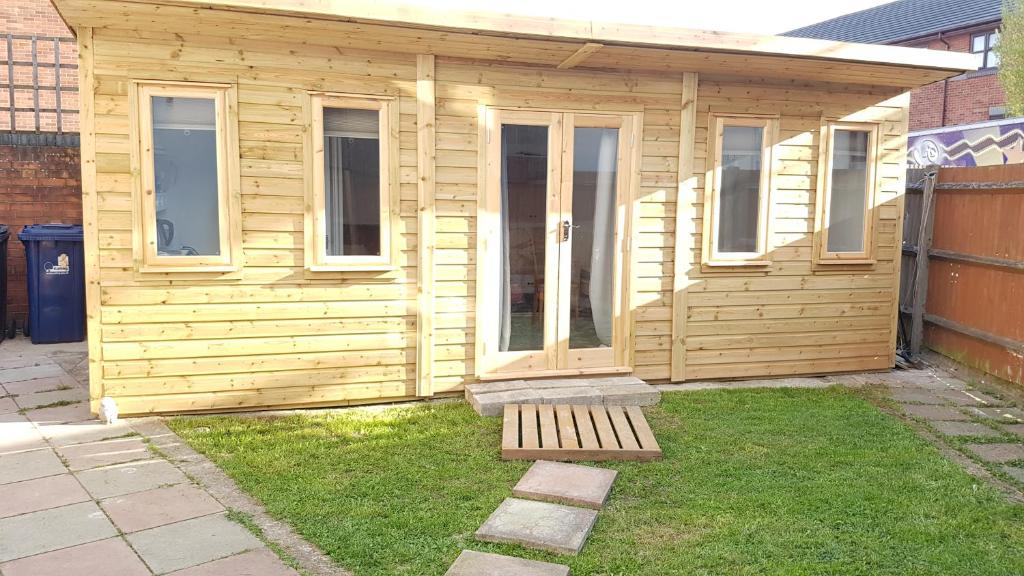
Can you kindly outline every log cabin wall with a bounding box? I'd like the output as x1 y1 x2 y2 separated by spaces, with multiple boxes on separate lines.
70 5 912 414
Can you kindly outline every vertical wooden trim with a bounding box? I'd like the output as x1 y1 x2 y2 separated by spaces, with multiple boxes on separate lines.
670 72 697 382
77 27 102 414
911 169 937 357
474 106 495 377
888 94 911 364
415 54 436 397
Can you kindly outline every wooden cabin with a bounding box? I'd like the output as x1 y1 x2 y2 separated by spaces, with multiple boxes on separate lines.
51 0 975 415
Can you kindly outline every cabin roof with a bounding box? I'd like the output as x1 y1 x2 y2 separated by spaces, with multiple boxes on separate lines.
51 0 978 88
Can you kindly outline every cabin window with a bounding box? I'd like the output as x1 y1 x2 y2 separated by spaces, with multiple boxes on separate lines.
306 93 396 270
704 114 776 266
134 82 239 271
816 121 878 263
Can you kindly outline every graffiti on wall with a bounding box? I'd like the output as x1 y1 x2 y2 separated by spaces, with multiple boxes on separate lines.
908 118 1024 168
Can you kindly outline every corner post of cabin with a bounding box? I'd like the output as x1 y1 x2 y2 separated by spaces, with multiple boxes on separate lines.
670 72 698 382
76 25 103 414
415 54 437 397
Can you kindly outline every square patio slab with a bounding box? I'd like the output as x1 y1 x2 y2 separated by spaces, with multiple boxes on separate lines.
0 474 90 519
101 483 224 533
0 396 17 414
445 550 570 576
14 387 89 410
2 376 74 396
900 404 970 421
513 460 617 509
0 364 64 384
0 448 66 485
38 420 134 447
24 401 92 425
0 501 116 562
968 407 1024 422
0 415 47 455
1001 423 1024 437
75 459 188 499
930 421 1002 438
966 443 1024 464
887 389 945 405
126 513 263 574
935 389 1004 407
1004 466 1024 484
166 548 299 576
0 537 151 576
475 498 598 555
58 436 152 471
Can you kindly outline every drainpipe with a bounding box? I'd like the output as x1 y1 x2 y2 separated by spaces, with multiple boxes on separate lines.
938 32 951 126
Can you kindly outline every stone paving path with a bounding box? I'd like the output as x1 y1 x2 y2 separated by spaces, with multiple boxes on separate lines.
0 340 332 576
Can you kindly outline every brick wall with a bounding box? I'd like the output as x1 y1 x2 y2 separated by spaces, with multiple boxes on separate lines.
905 28 1007 132
0 144 82 328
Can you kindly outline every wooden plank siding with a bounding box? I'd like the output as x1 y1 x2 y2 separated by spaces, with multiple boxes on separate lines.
74 9 912 414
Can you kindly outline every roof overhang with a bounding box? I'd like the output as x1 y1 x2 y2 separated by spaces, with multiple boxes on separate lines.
51 0 978 88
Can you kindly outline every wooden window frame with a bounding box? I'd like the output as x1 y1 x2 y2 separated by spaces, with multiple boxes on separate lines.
304 92 399 272
701 113 777 267
814 120 880 265
131 81 241 273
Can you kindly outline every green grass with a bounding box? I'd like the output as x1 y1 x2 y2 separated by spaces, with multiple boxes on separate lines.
169 388 1024 576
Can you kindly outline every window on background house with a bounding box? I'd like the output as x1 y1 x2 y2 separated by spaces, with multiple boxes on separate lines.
306 93 396 270
972 31 1000 70
134 82 240 271
816 122 879 263
704 114 776 265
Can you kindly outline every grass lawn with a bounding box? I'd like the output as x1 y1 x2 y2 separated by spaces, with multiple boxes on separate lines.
169 387 1024 576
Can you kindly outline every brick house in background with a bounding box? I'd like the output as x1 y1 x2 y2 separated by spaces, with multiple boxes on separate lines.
0 0 81 332
785 0 1004 132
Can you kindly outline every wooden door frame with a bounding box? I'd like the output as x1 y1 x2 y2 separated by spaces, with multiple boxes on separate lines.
475 106 640 380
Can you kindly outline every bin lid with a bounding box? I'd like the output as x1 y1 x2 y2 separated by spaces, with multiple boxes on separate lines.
18 224 84 242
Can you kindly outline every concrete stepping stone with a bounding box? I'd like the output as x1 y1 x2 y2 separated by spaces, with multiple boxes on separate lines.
966 443 1024 464
900 404 969 421
513 461 617 509
125 513 262 574
445 550 569 576
1004 466 1024 484
935 389 1004 407
475 498 597 555
967 407 1024 422
930 421 1002 438
1003 424 1024 438
888 389 945 405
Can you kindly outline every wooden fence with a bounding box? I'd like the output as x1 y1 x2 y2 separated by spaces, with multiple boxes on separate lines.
0 33 79 134
900 165 1024 386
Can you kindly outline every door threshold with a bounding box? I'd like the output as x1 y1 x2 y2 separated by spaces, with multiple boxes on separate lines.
478 365 632 382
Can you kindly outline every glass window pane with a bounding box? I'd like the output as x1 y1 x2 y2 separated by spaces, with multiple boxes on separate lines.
569 127 618 350
972 34 987 53
975 51 986 68
499 124 548 352
151 96 220 256
717 125 763 253
323 108 381 257
988 49 1000 68
827 129 870 253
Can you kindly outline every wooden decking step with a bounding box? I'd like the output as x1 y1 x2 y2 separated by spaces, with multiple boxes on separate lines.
501 403 662 462
466 376 659 416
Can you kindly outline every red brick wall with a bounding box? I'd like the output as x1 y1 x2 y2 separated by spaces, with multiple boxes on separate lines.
905 29 1007 132
0 145 82 328
0 0 79 132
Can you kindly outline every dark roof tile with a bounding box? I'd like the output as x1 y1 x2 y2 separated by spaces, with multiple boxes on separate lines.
783 0 1002 44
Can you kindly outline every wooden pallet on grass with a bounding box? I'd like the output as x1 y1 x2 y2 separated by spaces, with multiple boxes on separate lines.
502 403 662 461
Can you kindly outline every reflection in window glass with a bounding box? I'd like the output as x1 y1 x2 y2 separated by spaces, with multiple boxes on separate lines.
323 108 381 257
717 125 763 253
152 96 220 256
827 129 869 253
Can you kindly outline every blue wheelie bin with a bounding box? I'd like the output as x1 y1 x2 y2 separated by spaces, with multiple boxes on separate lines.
18 224 85 343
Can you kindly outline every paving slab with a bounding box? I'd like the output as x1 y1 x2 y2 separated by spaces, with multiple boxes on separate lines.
0 501 117 562
0 448 66 484
0 415 47 455
13 387 89 410
935 389 1004 407
127 513 263 574
1004 466 1024 484
76 458 188 499
0 364 65 384
444 550 570 576
2 376 75 396
513 460 617 509
536 386 601 405
58 436 152 471
887 388 945 404
475 498 598 555
0 537 151 576
967 406 1024 422
0 396 17 414
0 474 90 519
966 443 1024 464
23 401 93 425
900 404 970 421
166 548 299 576
930 421 1003 438
38 420 134 447
601 384 660 406
101 483 225 533
471 389 543 417
1002 424 1024 438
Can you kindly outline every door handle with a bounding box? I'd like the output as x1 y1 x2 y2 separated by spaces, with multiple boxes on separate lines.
561 220 571 242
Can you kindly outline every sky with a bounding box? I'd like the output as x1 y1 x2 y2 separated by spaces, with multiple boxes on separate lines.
379 0 896 34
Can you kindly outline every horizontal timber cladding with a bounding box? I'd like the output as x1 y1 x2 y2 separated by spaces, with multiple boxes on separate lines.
80 14 910 414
